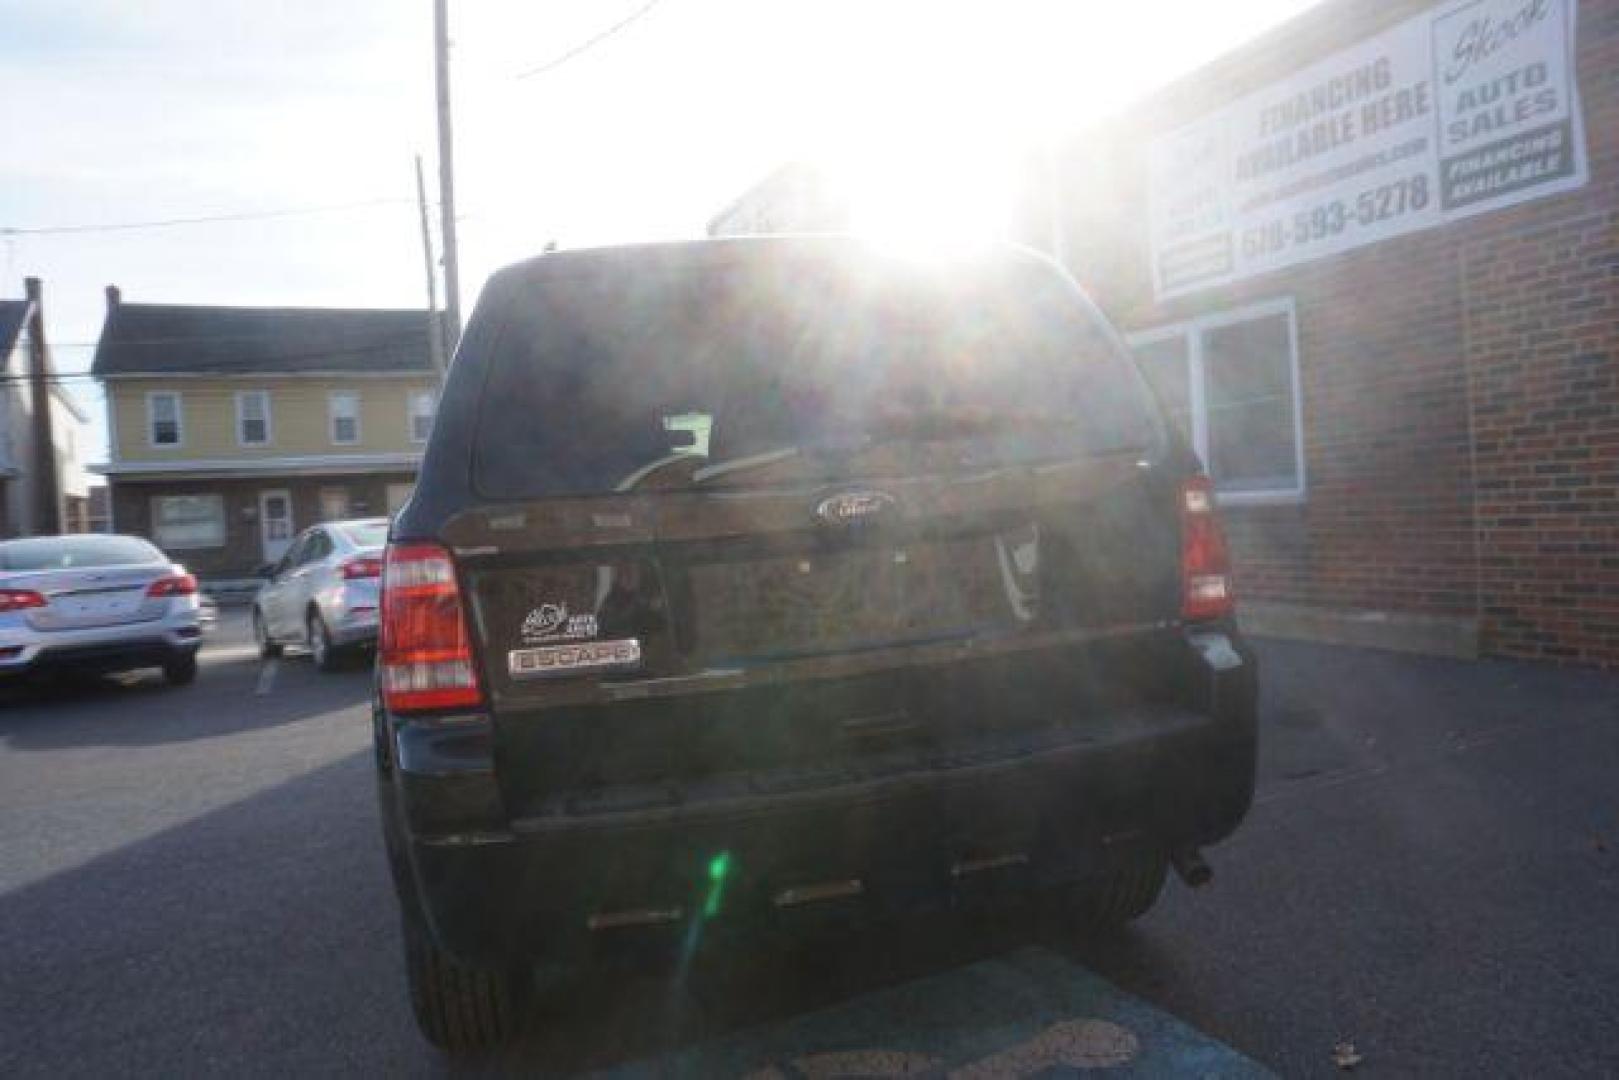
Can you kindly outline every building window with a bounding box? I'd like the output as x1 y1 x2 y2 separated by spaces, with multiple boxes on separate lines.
151 494 225 549
147 392 183 447
319 486 350 522
1128 299 1304 502
329 391 361 445
236 390 272 446
408 389 436 444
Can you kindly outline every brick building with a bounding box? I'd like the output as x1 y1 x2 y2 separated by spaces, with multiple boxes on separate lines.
1041 0 1618 665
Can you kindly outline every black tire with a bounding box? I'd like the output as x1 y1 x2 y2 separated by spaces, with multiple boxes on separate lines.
1056 848 1168 933
253 608 281 659
307 611 341 673
402 916 523 1052
163 654 198 686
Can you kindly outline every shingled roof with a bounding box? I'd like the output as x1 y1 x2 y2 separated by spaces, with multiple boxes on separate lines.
91 295 436 377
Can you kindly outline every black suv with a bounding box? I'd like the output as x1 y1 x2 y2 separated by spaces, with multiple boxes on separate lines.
374 237 1257 1051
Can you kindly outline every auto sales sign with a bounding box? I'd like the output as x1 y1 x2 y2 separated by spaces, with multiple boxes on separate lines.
1148 0 1587 299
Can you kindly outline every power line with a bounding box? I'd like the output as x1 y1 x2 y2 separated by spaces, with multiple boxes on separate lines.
0 198 417 237
46 333 428 349
515 0 663 80
1 337 433 382
0 373 101 383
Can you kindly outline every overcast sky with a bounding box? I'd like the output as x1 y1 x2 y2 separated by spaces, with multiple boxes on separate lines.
0 0 1317 462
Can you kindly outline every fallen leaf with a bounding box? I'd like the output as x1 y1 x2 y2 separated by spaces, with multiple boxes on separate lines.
1332 1040 1364 1070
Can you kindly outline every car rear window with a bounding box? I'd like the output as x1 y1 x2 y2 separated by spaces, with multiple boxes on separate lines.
0 535 166 571
472 251 1160 499
337 521 390 548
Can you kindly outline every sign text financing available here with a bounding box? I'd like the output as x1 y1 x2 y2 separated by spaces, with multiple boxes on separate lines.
1148 0 1587 299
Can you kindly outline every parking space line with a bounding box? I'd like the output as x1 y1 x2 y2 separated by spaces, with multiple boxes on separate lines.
255 659 279 696
199 644 261 663
598 947 1272 1078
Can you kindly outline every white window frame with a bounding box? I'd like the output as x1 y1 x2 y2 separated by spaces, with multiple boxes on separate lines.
235 390 273 447
407 389 436 444
146 391 184 449
328 390 361 446
1126 297 1306 506
150 493 225 550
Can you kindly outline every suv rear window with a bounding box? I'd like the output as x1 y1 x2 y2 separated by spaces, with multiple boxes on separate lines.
0 535 166 571
473 251 1159 499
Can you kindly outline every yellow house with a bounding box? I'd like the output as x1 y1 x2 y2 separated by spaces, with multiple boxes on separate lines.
91 287 440 579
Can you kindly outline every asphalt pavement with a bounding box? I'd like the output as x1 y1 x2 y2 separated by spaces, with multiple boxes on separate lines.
2 610 1617 1077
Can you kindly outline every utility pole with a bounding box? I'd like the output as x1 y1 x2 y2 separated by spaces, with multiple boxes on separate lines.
1047 139 1068 271
433 0 463 351
24 277 61 535
414 154 448 379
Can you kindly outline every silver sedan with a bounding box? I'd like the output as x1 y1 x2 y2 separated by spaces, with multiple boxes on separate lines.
0 533 204 686
252 518 389 671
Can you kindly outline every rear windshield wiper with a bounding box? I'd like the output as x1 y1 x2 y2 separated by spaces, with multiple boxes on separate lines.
690 446 804 486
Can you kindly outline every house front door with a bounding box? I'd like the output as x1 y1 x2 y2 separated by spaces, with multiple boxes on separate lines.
259 489 294 564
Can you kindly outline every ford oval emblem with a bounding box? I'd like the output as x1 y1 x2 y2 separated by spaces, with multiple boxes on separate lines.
815 490 897 526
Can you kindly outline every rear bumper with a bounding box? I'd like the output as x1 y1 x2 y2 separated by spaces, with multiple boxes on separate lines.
0 623 201 678
329 618 378 648
319 583 379 648
379 627 1258 966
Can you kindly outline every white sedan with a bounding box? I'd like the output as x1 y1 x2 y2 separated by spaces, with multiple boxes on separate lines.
251 518 388 671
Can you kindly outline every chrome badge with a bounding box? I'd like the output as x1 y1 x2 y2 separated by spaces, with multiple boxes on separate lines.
509 639 642 679
815 490 898 527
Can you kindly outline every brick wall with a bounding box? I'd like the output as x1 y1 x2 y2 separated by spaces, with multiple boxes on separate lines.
1461 0 1619 663
1061 0 1619 664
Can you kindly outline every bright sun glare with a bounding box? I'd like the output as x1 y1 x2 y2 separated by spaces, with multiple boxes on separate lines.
839 145 1021 256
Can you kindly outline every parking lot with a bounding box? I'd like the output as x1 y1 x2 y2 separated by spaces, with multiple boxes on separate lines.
3 609 1619 1077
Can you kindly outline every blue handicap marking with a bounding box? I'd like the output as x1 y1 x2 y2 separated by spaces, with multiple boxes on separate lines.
593 946 1274 1078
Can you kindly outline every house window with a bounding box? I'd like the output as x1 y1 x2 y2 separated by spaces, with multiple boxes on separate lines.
408 389 436 444
1128 299 1304 502
147 392 183 447
329 391 361 445
236 390 271 446
151 494 225 549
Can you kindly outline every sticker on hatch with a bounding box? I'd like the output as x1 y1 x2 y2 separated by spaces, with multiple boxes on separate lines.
520 602 598 645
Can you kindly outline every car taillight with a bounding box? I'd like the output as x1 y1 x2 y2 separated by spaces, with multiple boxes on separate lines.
379 541 482 713
1181 476 1234 622
0 588 47 612
146 573 198 598
341 556 382 580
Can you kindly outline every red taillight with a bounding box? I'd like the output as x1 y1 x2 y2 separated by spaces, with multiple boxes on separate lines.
0 588 47 612
1181 476 1234 622
146 573 198 598
341 556 382 580
379 542 482 713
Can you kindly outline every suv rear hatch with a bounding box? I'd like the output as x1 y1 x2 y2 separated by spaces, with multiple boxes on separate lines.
447 246 1186 818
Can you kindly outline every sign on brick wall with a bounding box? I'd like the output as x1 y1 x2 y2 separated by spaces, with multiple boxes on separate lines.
1148 0 1588 299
